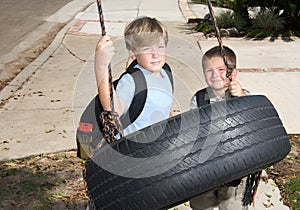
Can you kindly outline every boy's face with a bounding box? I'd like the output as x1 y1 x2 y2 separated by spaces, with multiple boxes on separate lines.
203 56 236 92
131 39 166 76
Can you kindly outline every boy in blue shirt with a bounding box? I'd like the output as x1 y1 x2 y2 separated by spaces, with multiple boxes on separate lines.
94 16 173 137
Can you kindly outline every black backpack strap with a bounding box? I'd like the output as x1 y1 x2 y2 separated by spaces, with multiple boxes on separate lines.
195 88 210 107
118 60 148 129
112 59 138 88
162 62 174 92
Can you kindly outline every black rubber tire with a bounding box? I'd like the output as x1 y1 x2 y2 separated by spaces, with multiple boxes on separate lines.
84 95 291 210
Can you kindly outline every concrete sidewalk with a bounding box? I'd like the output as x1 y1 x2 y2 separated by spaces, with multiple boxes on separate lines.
0 0 297 209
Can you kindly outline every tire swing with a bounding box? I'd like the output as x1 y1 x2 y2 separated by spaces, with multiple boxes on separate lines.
80 0 291 209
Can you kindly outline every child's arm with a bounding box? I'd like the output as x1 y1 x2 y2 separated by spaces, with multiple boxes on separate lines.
94 36 126 116
228 79 247 97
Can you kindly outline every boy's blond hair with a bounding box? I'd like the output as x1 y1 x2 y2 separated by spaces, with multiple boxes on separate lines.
124 16 168 51
202 46 236 70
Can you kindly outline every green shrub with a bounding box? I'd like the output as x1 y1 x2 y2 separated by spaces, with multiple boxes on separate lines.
193 21 213 34
190 0 206 4
217 11 247 30
251 9 285 33
190 0 299 38
190 0 226 7
281 30 296 37
217 11 235 28
232 13 248 30
246 29 273 38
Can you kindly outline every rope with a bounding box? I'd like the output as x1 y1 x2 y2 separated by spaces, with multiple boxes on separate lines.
96 0 114 111
96 0 123 143
96 0 106 36
206 0 233 81
205 1 262 206
242 171 263 206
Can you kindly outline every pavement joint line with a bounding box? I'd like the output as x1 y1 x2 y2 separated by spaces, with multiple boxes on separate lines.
239 67 300 72
61 41 87 62
67 19 128 38
195 35 300 41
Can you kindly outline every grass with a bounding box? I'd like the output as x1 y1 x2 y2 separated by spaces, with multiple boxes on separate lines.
0 151 87 209
0 165 55 209
285 178 300 210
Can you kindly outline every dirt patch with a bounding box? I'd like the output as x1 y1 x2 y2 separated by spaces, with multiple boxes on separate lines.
0 150 88 209
0 135 299 209
0 23 65 92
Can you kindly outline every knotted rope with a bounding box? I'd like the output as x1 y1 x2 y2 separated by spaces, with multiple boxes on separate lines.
96 0 123 143
206 0 262 206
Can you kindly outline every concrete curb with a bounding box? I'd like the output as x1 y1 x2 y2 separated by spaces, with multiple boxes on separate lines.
178 0 197 22
0 0 94 104
0 20 74 103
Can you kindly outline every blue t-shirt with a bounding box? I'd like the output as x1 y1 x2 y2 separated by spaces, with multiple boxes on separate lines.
116 64 173 136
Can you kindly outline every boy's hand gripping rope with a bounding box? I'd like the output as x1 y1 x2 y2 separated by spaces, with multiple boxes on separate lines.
206 0 262 206
206 0 233 81
96 0 123 143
